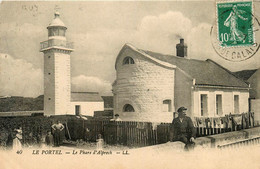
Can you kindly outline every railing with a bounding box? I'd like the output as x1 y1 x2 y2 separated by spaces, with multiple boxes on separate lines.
217 137 260 149
40 39 74 51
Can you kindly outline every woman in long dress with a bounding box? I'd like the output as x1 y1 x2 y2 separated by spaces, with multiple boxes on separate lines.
13 128 23 150
224 5 248 44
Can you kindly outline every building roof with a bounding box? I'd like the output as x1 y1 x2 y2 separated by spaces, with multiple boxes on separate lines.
118 44 249 88
115 44 176 70
48 12 66 28
71 92 103 102
232 69 258 81
143 50 249 88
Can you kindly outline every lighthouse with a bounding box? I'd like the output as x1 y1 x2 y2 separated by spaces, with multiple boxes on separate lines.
40 12 73 116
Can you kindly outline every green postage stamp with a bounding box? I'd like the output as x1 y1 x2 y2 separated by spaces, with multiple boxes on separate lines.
217 1 254 47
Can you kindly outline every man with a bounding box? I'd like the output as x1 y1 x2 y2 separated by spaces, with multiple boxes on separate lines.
51 120 64 147
110 114 122 121
171 107 196 150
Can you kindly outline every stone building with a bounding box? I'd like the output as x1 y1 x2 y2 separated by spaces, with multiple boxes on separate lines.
112 39 250 122
40 12 104 116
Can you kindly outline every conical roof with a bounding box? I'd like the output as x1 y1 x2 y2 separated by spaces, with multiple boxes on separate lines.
47 12 66 28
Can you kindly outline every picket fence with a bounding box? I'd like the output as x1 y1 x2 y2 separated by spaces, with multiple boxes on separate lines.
0 112 256 148
65 113 255 147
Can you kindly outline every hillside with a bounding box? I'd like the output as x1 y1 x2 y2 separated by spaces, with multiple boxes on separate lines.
0 95 44 112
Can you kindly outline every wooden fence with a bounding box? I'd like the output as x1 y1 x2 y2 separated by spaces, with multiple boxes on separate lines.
65 113 255 147
0 112 256 148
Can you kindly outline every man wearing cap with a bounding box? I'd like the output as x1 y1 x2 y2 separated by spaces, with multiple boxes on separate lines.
171 107 196 150
110 114 122 121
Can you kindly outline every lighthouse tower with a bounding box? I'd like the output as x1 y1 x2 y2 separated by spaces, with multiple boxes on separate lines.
40 12 73 116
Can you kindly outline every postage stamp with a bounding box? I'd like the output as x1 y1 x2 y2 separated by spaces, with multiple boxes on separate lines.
211 0 260 62
217 1 254 47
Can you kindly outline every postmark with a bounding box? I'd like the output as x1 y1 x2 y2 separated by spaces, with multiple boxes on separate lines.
211 1 260 62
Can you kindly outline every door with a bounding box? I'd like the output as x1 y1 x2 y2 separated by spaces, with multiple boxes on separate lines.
75 105 81 115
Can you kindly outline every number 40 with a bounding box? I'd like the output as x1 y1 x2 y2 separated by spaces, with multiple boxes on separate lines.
220 33 229 42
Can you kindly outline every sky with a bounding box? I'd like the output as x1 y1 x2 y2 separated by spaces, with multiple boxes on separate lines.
0 1 259 97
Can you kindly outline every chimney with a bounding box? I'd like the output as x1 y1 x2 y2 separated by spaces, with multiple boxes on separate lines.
176 38 187 57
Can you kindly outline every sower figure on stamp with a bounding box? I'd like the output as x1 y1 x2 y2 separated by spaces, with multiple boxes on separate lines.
51 120 64 147
224 5 248 44
171 107 196 150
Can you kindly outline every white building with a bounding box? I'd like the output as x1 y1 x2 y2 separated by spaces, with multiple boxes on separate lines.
40 12 104 116
112 39 250 122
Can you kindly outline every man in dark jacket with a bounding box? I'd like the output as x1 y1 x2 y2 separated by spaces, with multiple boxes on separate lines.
171 107 196 150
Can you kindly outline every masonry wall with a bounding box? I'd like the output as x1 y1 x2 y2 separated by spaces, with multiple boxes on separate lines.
174 68 193 117
44 51 55 116
69 101 104 116
113 48 175 122
43 49 71 116
193 88 249 117
54 51 71 115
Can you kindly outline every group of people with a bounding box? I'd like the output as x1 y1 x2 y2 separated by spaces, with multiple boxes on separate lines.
2 120 65 150
5 127 23 150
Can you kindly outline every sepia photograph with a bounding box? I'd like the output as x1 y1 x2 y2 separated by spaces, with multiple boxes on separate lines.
0 0 259 169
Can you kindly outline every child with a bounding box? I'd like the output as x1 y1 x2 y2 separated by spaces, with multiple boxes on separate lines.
96 134 104 150
45 131 54 147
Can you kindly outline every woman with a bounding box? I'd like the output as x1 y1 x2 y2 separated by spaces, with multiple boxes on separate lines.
13 127 23 150
224 5 248 44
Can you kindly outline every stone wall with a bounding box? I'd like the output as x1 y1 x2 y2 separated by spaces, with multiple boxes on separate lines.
44 50 55 116
44 49 71 116
194 126 260 148
174 68 193 117
113 48 175 122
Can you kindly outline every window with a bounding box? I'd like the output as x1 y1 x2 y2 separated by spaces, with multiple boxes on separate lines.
234 95 239 114
48 73 51 75
52 28 58 36
48 28 66 37
123 104 135 112
163 100 172 112
48 56 51 58
123 57 135 65
75 105 81 116
48 29 52 37
200 94 208 116
59 29 65 36
48 98 51 100
216 95 222 115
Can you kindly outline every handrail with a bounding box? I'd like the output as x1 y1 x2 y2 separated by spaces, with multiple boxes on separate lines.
40 39 74 51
